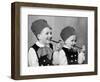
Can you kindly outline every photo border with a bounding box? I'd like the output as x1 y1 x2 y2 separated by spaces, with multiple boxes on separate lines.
11 2 98 80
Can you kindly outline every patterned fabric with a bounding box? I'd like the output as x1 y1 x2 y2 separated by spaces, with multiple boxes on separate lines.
62 47 78 64
32 43 53 66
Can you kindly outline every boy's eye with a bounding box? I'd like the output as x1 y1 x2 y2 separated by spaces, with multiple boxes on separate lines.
75 40 77 42
71 40 74 42
71 40 76 42
46 32 49 35
46 32 52 35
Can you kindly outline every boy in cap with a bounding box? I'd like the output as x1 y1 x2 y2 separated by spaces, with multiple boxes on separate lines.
53 26 85 65
28 19 53 66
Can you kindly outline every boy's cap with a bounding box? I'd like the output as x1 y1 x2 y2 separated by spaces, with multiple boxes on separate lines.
31 19 51 36
60 26 76 41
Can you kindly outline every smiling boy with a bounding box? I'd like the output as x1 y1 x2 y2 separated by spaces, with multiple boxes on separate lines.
28 19 53 66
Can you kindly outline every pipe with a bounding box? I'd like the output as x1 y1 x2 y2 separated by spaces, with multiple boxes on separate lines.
51 39 82 50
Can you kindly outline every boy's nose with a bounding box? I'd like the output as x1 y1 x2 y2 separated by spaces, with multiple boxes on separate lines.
73 42 76 45
48 34 52 37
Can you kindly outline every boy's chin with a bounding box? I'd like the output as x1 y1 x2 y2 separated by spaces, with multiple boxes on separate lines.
68 46 73 49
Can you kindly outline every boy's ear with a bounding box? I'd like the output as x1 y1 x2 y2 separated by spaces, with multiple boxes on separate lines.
37 34 41 40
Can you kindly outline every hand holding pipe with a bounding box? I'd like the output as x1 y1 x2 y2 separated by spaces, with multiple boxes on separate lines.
50 39 62 43
51 39 84 51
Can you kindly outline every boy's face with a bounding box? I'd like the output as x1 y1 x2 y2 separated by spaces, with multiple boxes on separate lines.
38 27 52 44
65 35 77 49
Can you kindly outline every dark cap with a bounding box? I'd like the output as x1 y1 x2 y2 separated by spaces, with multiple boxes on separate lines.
31 19 51 36
60 26 76 41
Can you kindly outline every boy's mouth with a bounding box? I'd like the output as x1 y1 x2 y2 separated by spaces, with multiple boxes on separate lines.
47 37 52 41
72 44 76 47
72 44 77 48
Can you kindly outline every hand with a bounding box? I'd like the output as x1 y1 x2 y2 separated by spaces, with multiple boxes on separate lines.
81 45 86 53
78 45 85 64
55 41 64 51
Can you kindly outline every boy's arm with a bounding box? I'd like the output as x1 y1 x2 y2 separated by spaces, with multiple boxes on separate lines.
78 45 85 64
59 50 68 65
53 51 59 65
53 50 68 65
78 52 85 64
28 48 39 66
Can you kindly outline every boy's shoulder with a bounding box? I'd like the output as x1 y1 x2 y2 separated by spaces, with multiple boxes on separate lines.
30 42 53 50
31 43 40 50
31 43 38 48
62 47 69 51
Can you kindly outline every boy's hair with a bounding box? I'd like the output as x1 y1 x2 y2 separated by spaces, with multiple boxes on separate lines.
60 26 76 41
31 19 52 37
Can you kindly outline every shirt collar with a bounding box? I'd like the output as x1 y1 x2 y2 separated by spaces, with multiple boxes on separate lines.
63 45 71 49
36 41 45 47
36 41 50 47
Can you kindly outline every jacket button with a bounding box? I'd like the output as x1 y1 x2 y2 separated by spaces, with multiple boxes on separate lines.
74 54 77 57
71 55 73 57
75 59 77 61
70 60 73 62
43 60 46 62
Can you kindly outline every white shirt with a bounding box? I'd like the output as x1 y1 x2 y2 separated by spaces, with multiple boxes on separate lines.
53 45 68 65
28 41 46 67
